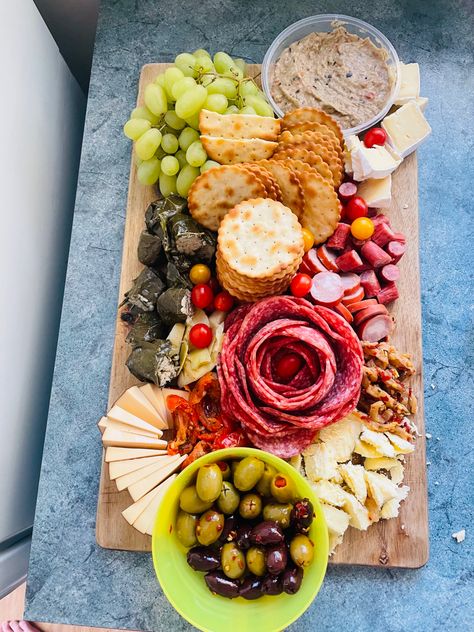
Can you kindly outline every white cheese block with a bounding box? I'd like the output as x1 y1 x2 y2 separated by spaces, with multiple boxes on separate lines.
343 135 363 174
136 474 177 535
115 386 167 429
115 455 176 491
351 143 402 181
414 96 428 112
109 454 168 480
107 405 163 437
105 446 168 462
394 63 420 105
121 485 162 526
382 101 432 158
102 428 167 449
100 417 160 439
128 454 186 501
356 175 392 208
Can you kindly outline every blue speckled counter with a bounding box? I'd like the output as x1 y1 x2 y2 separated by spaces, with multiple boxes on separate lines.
24 1 473 630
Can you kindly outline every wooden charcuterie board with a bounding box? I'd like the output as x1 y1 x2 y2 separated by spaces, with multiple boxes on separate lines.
96 63 429 568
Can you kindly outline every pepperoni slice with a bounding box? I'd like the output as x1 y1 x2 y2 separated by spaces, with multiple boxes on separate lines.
310 272 344 307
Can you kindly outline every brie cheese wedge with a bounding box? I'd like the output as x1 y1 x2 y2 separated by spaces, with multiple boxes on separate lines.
394 62 420 105
382 101 432 158
357 175 392 208
351 142 402 181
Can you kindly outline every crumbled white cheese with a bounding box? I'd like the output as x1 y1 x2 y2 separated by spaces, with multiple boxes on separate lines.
452 529 465 543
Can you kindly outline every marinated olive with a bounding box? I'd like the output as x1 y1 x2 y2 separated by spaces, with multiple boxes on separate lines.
239 493 262 520
239 576 263 600
270 473 297 503
290 498 314 533
262 574 283 596
230 460 239 476
266 543 288 575
235 524 252 550
176 510 198 547
205 571 240 598
196 463 223 503
216 460 231 480
289 534 314 568
282 566 303 594
233 457 265 491
250 520 284 546
179 486 213 514
217 481 240 515
263 502 293 529
196 510 225 546
221 542 246 579
256 463 277 497
220 514 239 542
246 547 266 576
187 546 220 571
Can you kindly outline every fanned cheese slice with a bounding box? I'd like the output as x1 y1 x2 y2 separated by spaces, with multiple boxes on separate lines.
317 413 363 462
115 386 166 429
107 405 163 437
339 463 367 504
105 446 168 462
311 480 346 507
99 417 159 439
102 428 167 449
134 474 177 535
140 384 168 422
109 455 168 480
360 428 395 458
341 491 370 530
121 484 162 526
320 503 350 537
115 456 177 491
364 471 401 509
128 454 186 501
384 432 415 455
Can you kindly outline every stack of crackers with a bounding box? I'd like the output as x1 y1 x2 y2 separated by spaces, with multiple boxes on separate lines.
190 107 345 245
216 198 304 302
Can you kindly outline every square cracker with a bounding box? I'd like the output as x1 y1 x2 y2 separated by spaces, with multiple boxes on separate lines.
199 109 281 141
200 136 277 164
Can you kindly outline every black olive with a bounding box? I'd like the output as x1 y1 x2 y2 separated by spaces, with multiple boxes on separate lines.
204 571 240 598
187 546 221 572
239 576 263 600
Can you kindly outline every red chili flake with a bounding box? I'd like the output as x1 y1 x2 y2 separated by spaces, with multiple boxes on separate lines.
217 524 223 532
238 560 244 569
274 476 287 488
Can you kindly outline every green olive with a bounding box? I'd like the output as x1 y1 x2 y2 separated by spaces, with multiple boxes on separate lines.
230 460 239 476
221 542 246 579
262 502 293 528
233 457 265 491
289 534 314 568
270 473 297 503
196 463 223 502
216 460 231 480
175 510 198 547
239 493 262 520
179 486 213 514
217 481 240 515
196 510 225 546
246 546 266 576
255 463 278 497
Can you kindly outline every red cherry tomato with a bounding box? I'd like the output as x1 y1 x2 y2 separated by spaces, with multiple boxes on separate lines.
191 283 214 309
208 277 221 294
214 291 234 312
345 196 368 222
364 127 387 148
189 323 213 348
275 353 303 381
290 273 312 297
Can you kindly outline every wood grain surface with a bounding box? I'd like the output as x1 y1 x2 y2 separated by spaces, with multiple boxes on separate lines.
96 63 428 568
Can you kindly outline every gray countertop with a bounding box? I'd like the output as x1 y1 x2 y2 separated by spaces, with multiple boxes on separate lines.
25 1 474 630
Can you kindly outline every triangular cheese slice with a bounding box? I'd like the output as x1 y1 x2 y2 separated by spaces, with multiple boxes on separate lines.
100 417 159 439
115 456 176 491
135 474 177 535
122 485 162 526
109 455 168 480
140 384 169 424
115 386 166 429
128 454 185 501
105 446 168 462
102 428 167 449
107 405 163 437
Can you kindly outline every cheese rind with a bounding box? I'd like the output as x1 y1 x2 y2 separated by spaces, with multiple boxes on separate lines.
105 446 168 462
394 62 420 105
382 101 432 158
357 176 392 208
115 386 166 428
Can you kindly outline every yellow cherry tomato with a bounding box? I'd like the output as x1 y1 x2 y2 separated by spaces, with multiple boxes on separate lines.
351 217 375 240
302 227 315 252
189 263 211 285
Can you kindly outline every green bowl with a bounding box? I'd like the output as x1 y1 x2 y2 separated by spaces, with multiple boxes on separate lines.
152 447 328 632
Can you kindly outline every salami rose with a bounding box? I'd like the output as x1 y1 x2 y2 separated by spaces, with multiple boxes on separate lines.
217 296 364 457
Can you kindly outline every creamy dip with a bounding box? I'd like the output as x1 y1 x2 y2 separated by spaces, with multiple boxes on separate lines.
272 26 393 129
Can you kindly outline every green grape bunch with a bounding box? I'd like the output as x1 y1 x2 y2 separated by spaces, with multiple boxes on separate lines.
123 49 275 198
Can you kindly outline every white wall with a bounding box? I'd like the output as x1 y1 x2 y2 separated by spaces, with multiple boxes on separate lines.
34 0 99 92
